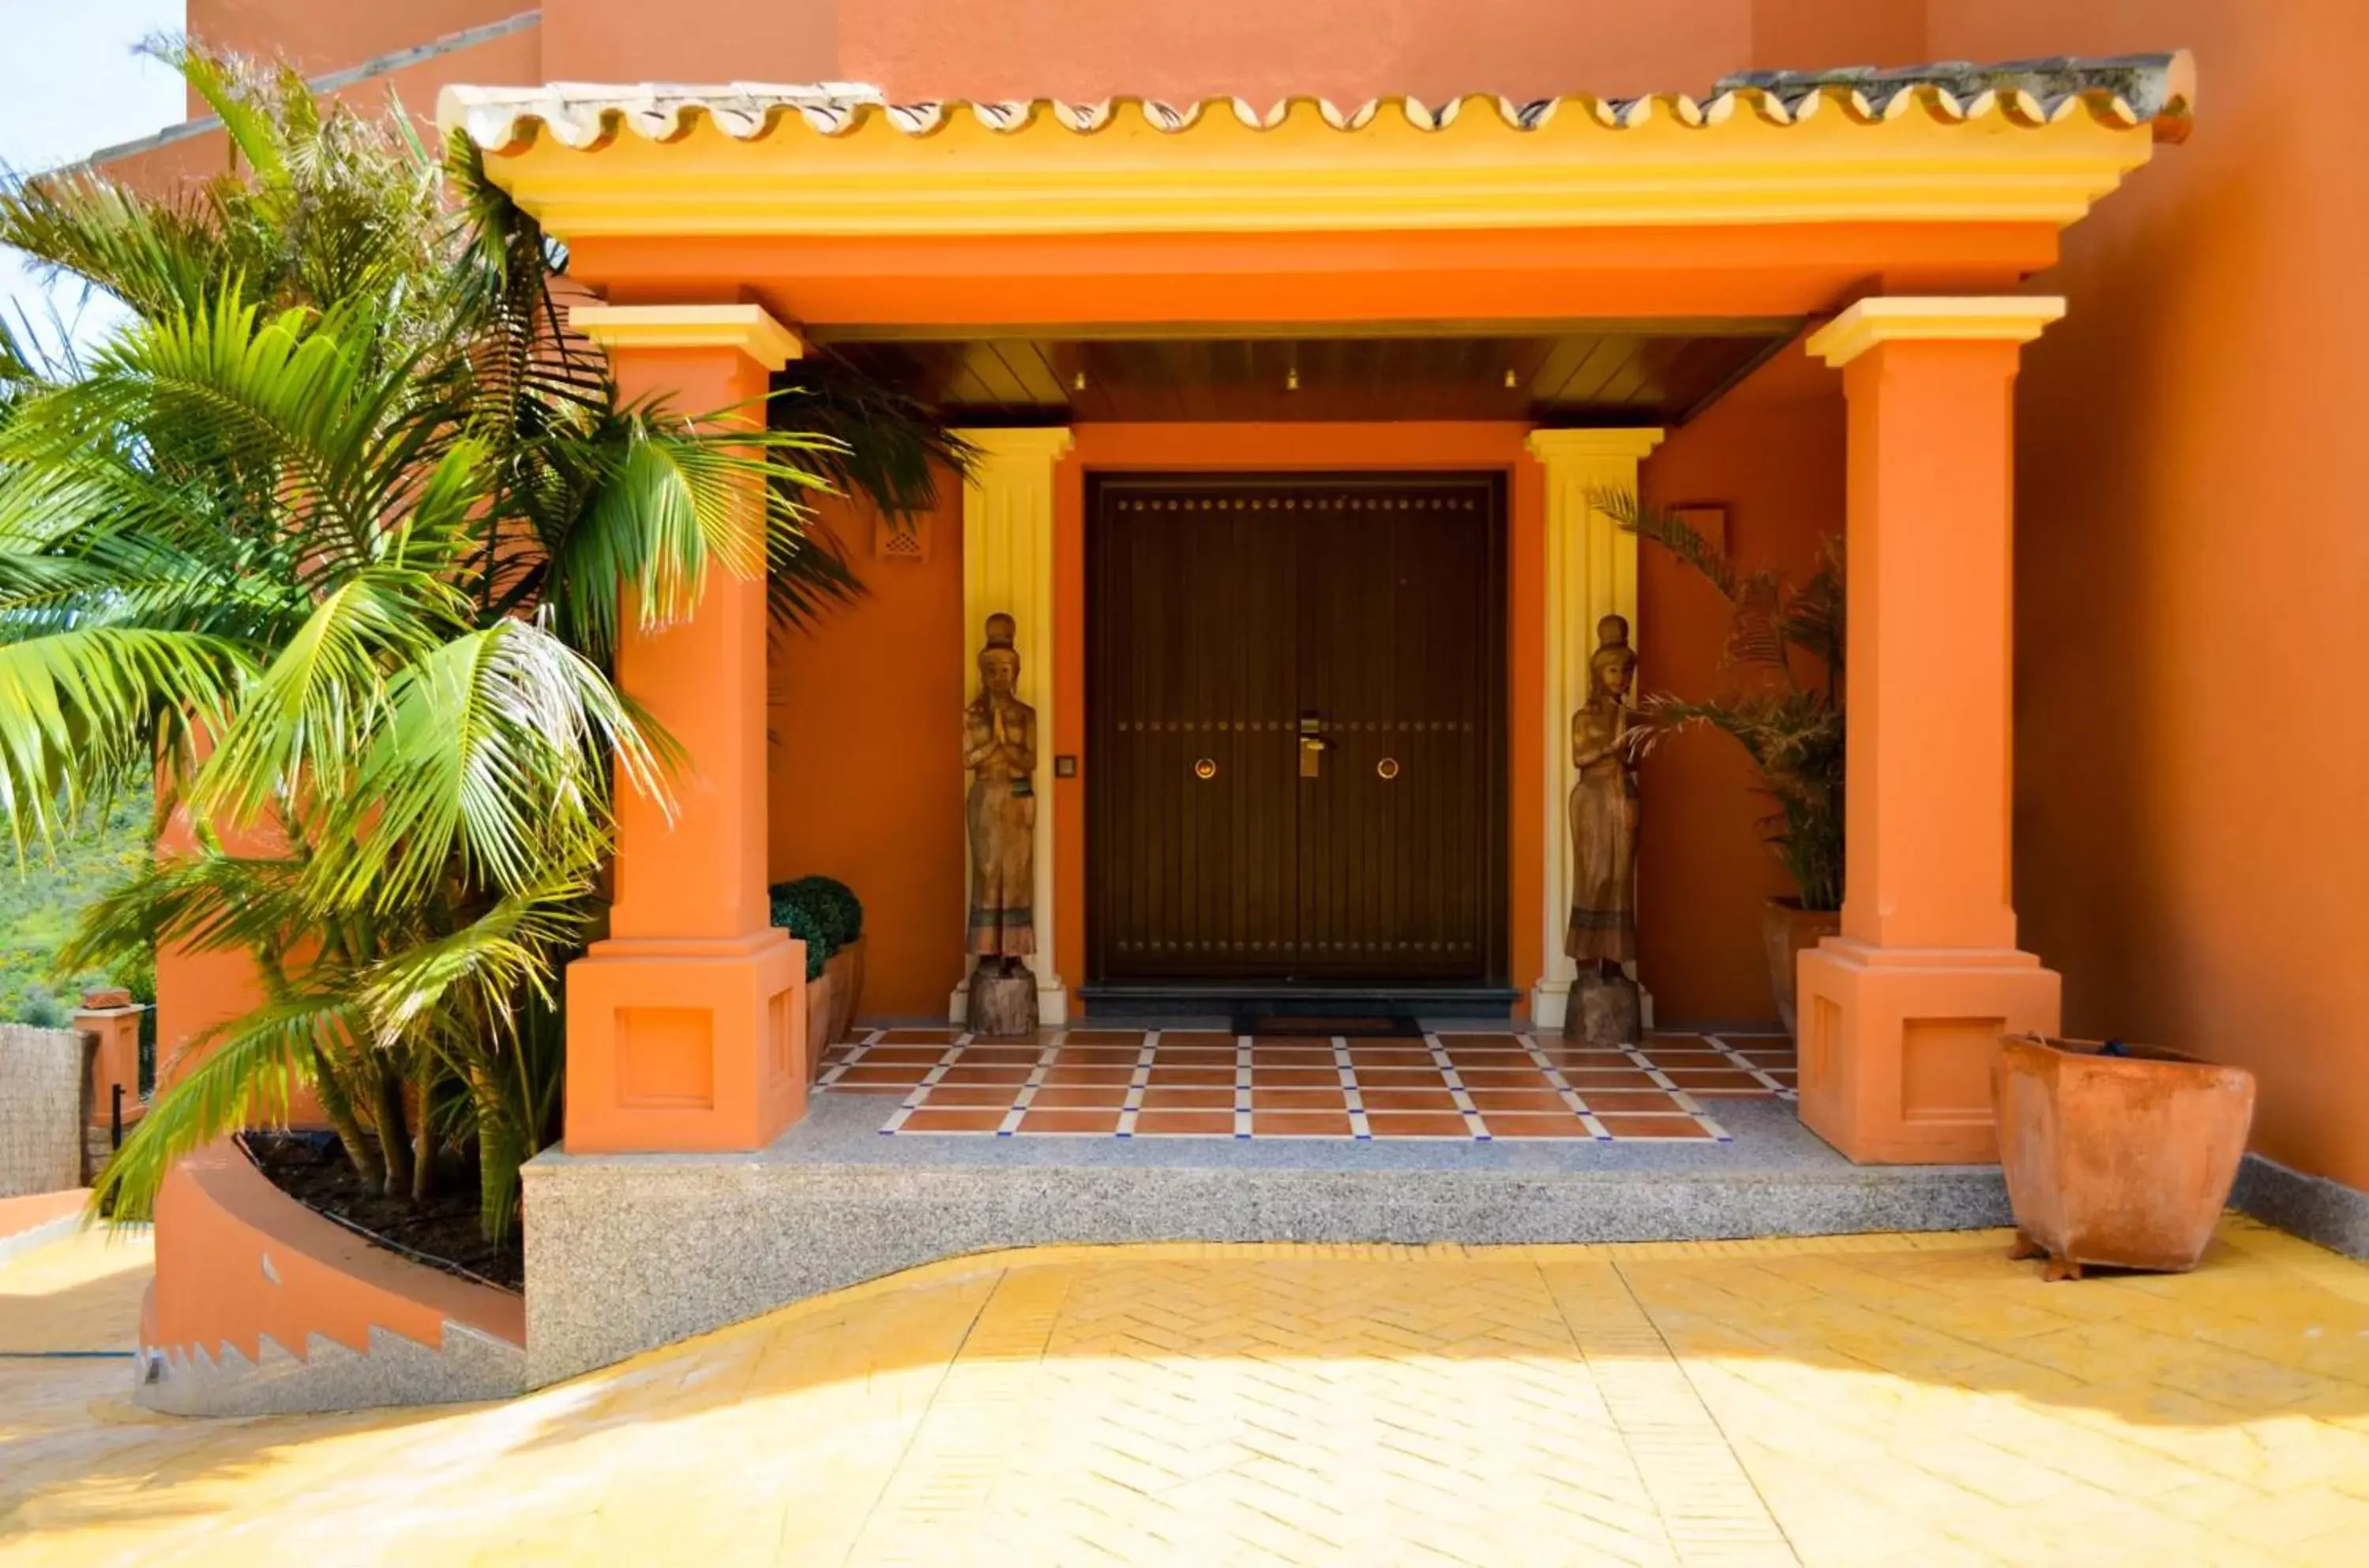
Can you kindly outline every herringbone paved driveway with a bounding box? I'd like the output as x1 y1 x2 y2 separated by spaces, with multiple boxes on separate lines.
6 1221 2369 1565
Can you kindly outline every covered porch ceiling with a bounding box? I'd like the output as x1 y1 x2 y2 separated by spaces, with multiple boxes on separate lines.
815 322 1797 426
441 55 2192 336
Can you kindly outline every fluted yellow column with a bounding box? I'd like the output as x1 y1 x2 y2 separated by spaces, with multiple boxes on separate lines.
1525 428 1664 1029
953 427 1075 1026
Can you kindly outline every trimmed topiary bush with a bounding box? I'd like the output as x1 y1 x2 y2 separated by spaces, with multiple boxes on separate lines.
771 876 863 949
768 895 833 981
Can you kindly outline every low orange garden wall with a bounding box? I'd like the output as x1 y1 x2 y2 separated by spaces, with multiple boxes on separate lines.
139 1143 526 1416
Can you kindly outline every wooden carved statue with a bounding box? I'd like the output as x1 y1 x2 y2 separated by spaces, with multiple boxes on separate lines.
963 613 1038 1035
1564 613 1642 1043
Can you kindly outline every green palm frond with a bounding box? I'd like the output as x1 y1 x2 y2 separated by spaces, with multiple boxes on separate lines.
0 627 248 852
1600 488 1848 912
305 617 671 912
91 990 357 1223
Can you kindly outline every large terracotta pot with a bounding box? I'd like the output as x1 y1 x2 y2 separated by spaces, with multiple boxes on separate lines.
1761 898 1841 1040
803 971 835 1080
823 935 866 1044
1995 1033 2255 1281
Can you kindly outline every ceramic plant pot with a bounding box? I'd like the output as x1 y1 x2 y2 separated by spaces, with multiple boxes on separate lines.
803 971 835 1079
825 935 866 1041
1994 1033 2256 1281
1762 898 1842 1040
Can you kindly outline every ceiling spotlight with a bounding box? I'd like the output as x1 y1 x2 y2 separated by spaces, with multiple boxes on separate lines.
1072 369 1087 392
1286 366 1301 392
1504 367 1519 388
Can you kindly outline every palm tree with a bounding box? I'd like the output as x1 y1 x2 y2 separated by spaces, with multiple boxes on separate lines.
0 47 960 1236
1594 490 1846 913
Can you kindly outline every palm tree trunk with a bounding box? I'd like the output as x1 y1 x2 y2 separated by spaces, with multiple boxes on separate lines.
307 1040 383 1191
374 1063 413 1199
411 1055 436 1201
467 1066 523 1242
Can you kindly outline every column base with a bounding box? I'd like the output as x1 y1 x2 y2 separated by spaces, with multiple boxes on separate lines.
1796 938 2061 1165
565 929 805 1153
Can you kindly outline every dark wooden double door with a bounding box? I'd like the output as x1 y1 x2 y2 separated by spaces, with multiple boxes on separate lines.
1088 474 1505 986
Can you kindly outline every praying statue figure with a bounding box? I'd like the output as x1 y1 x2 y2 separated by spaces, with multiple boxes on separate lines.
1565 613 1641 1041
964 613 1037 988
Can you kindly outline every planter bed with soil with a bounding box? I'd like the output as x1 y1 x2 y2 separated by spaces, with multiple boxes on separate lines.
238 1130 524 1292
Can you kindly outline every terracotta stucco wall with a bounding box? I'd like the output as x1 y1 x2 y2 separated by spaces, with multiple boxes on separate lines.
1639 346 1848 1025
766 491 969 1022
1925 0 2369 1191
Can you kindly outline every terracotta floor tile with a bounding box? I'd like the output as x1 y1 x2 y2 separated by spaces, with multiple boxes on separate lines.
1014 1108 1123 1135
1061 1030 1148 1045
1357 1087 1460 1112
1137 1086 1237 1110
1442 1048 1533 1065
1598 1114 1715 1140
821 1083 910 1097
1026 1086 1130 1110
1146 1066 1237 1087
955 1046 1047 1065
846 1046 950 1064
1246 1046 1341 1067
833 1066 932 1086
1041 1066 1136 1086
913 1083 1023 1108
1435 1033 1524 1048
1050 1046 1144 1065
1477 1114 1597 1139
933 1064 1036 1086
1531 1048 1636 1069
1362 1112 1477 1138
1252 1067 1345 1087
1571 1089 1681 1114
1463 1087 1573 1114
1343 1048 1438 1068
1149 1048 1238 1067
1455 1067 1553 1088
895 1108 1011 1133
1250 1038 1346 1055
1355 1067 1451 1088
1658 1069 1766 1091
1128 1110 1238 1136
1250 1111 1355 1137
1559 1068 1663 1090
1154 1031 1239 1048
1250 1088 1348 1111
1638 1050 1729 1067
876 1028 957 1043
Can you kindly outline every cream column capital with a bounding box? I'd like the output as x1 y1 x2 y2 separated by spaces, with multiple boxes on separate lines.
1806 296 2065 368
569 302 806 370
957 426 1078 466
1524 427 1667 465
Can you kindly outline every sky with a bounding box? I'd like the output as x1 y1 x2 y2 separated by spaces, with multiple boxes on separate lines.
0 2 188 358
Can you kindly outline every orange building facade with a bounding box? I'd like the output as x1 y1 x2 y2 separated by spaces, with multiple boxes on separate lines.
129 2 2365 1202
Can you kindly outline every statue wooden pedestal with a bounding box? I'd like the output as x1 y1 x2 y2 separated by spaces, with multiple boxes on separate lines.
1564 970 1642 1047
967 963 1038 1039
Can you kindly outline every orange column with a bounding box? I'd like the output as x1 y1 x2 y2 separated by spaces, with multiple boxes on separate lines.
561 305 808 1153
1796 297 2066 1165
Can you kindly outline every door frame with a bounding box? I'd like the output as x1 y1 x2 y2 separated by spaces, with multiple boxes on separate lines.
1083 467 1509 994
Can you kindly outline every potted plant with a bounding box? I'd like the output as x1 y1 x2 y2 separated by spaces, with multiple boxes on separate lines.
768 891 836 1067
1995 1034 2255 1279
1597 492 1845 1037
770 877 864 1048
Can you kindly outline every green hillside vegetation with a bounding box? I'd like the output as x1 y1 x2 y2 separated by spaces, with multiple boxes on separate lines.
0 794 152 1027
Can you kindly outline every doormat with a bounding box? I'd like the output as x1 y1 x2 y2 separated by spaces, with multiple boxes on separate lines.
1233 1013 1424 1039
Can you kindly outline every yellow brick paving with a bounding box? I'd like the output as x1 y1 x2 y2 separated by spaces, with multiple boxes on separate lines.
4 1220 2369 1566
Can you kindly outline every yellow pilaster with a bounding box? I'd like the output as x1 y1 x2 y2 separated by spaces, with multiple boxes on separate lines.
953 428 1076 1026
1526 428 1665 1029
